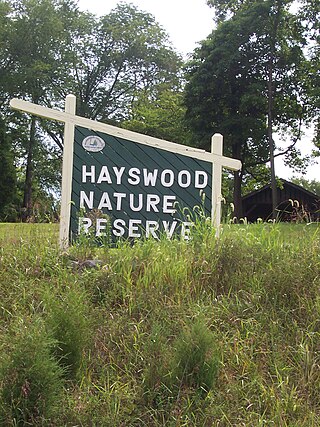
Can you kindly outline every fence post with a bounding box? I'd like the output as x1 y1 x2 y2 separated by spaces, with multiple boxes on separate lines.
59 94 76 250
211 133 223 237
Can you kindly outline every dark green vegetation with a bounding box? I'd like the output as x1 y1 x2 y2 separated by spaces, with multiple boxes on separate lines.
292 177 320 197
0 0 184 222
0 223 319 425
186 0 320 217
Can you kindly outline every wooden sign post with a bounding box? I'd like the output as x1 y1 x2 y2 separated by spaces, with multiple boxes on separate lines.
10 95 241 249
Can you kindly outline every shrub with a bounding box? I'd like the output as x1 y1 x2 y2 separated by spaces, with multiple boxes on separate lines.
142 321 173 406
171 318 220 392
45 286 91 380
0 319 64 425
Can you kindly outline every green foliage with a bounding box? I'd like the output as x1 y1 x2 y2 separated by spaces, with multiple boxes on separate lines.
122 87 192 145
0 318 64 425
171 318 220 392
291 177 320 196
300 0 320 152
1 0 182 221
63 2 181 122
185 0 311 217
1 223 320 425
206 0 246 22
45 286 91 380
2 0 76 220
0 119 17 221
142 321 171 397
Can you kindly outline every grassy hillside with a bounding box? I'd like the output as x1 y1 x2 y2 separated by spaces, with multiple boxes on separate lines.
0 222 319 426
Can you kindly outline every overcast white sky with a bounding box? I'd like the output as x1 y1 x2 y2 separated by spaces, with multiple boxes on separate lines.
77 0 215 57
77 0 319 181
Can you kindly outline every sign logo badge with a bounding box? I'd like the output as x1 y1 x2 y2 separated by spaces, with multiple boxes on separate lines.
82 135 105 152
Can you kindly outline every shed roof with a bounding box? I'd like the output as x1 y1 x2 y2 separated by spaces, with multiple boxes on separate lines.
242 179 318 201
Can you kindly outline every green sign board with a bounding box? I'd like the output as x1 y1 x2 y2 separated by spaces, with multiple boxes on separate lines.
9 95 241 249
71 127 212 241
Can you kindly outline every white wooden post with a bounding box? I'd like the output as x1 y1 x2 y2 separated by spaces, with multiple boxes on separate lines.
59 94 76 250
211 133 223 236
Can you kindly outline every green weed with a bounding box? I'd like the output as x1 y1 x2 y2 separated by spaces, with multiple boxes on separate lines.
0 222 320 425
0 318 64 426
170 318 220 392
44 286 91 380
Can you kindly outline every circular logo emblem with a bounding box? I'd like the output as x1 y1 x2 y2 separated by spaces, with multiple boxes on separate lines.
82 135 105 152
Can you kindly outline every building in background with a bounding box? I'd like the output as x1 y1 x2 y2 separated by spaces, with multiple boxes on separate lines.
242 179 320 222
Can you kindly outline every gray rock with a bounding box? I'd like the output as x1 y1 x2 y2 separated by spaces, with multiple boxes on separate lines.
81 259 103 269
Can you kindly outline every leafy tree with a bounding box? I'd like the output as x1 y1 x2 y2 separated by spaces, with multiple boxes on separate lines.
1 1 182 221
206 0 247 22
60 3 182 122
122 86 192 145
3 0 75 220
186 0 308 218
0 3 18 219
0 1 14 111
291 177 320 196
0 119 17 221
299 0 320 153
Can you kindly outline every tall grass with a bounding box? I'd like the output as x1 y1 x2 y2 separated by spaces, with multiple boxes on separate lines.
0 318 64 425
0 222 319 425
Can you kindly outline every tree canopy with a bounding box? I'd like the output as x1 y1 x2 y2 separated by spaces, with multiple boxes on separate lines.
185 0 313 217
0 0 182 221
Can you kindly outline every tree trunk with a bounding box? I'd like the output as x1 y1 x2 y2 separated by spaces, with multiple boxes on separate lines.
267 1 283 220
232 142 243 219
233 170 243 219
267 58 278 220
22 116 37 221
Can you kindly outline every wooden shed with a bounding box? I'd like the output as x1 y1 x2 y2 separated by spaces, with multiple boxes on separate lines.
242 179 320 222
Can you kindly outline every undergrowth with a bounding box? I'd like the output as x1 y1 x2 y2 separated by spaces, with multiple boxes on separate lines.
0 222 319 425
